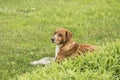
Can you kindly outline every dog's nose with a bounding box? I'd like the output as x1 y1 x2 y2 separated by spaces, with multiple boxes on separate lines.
51 38 55 43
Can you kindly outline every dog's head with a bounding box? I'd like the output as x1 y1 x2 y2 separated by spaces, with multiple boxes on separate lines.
51 28 72 45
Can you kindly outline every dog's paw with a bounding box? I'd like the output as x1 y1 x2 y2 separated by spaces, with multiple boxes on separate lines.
30 61 41 66
30 57 55 66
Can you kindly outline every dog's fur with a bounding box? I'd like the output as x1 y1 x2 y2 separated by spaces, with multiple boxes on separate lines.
51 28 97 62
30 28 97 65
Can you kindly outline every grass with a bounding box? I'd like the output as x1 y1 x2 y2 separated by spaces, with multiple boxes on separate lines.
0 0 120 80
16 41 120 80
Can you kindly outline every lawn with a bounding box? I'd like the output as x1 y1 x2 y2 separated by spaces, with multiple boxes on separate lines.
0 0 120 80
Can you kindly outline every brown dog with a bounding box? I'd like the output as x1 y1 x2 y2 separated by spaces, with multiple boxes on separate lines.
51 28 97 62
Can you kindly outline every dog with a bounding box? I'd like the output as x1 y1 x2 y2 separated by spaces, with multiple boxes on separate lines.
51 28 97 62
30 28 97 65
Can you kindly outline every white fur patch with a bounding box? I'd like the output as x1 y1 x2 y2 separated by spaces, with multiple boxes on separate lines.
55 45 62 58
30 57 55 66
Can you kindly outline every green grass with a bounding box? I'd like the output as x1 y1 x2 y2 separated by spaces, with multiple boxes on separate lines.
0 0 120 80
16 41 120 80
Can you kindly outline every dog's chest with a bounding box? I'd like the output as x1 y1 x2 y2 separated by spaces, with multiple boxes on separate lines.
55 45 62 58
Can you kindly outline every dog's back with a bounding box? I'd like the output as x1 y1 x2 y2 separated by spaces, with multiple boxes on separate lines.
56 40 97 62
78 44 97 53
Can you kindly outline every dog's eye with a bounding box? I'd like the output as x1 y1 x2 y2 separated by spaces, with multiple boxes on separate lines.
58 34 62 37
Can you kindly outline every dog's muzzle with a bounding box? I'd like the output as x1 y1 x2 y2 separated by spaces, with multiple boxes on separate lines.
51 38 55 43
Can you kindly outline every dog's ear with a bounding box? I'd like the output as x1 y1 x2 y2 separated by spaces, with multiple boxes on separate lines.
66 30 72 41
